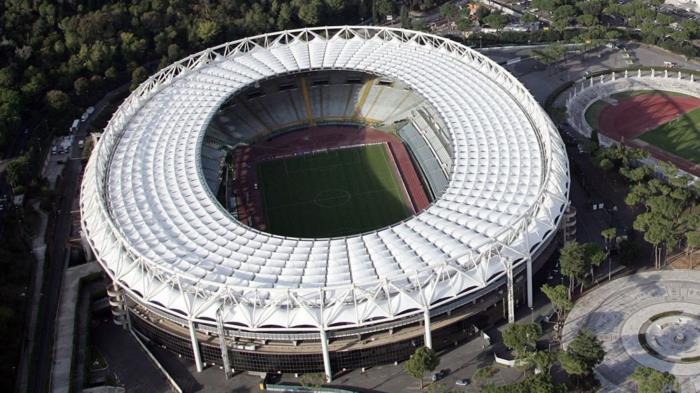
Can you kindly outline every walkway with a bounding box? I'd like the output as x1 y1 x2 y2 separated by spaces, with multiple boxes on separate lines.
50 262 101 393
562 270 700 393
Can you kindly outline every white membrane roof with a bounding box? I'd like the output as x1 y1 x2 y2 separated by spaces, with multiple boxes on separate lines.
81 27 569 330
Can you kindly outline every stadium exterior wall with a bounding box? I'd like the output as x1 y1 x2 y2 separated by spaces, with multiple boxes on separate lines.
119 229 558 376
81 26 569 380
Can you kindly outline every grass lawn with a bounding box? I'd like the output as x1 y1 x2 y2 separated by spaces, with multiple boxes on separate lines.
638 106 700 164
257 144 411 238
584 100 608 130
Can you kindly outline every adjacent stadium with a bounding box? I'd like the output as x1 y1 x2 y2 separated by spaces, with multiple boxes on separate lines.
586 90 700 164
80 26 569 379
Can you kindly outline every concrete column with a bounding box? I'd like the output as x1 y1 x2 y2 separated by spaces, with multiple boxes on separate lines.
526 257 533 308
624 70 628 78
319 329 332 383
506 262 515 324
423 309 433 349
216 308 232 379
188 320 203 372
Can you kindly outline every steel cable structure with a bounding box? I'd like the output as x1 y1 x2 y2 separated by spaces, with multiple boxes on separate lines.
80 26 569 379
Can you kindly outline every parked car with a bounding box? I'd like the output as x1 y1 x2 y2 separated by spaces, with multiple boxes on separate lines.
432 369 448 381
455 378 470 386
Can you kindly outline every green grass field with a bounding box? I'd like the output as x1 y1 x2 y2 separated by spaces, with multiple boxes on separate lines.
639 107 700 164
584 100 607 131
257 144 411 238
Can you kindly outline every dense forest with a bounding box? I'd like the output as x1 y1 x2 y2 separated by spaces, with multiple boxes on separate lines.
0 0 442 388
0 0 384 155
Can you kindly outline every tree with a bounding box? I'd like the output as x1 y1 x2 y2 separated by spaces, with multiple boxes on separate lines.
475 6 491 22
5 155 31 189
375 0 395 18
618 239 642 266
404 346 440 389
440 3 459 22
482 373 562 393
521 13 539 25
629 366 678 393
300 372 326 389
472 365 498 388
457 17 472 31
298 0 323 25
400 5 410 28
483 12 509 34
192 19 221 45
576 14 598 27
687 232 700 269
584 243 606 283
598 158 613 172
502 323 542 357
426 382 458 393
560 329 604 379
528 351 554 375
559 241 587 298
532 0 562 12
0 88 22 147
601 227 617 280
130 66 149 91
45 89 71 113
74 77 90 97
552 5 577 30
541 284 572 335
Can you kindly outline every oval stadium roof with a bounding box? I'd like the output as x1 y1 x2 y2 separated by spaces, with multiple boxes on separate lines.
80 26 569 331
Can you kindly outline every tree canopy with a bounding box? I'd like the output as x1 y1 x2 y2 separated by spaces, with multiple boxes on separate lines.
502 323 542 357
404 346 440 389
629 366 678 393
560 329 605 377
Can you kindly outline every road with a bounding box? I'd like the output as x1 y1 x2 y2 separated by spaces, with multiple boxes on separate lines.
29 128 84 393
25 83 129 393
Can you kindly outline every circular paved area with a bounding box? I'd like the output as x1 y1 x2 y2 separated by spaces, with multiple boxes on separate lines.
562 271 700 393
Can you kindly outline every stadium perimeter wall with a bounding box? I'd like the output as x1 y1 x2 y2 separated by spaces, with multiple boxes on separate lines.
566 70 700 179
127 232 558 375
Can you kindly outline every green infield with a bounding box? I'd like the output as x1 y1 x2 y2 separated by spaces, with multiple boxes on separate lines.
257 144 411 238
584 100 607 131
638 107 700 164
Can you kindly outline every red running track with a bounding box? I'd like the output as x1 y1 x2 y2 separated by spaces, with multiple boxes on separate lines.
232 126 430 232
598 94 700 140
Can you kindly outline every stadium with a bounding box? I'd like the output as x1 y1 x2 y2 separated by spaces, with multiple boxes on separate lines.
80 26 569 380
567 70 700 177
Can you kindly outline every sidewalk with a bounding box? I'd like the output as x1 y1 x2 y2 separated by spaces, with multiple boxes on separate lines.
14 202 48 393
50 262 101 393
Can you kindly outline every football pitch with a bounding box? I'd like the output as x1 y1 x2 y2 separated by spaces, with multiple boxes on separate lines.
639 107 700 164
257 144 412 238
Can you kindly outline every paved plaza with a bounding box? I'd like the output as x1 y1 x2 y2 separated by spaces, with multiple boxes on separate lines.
563 271 700 392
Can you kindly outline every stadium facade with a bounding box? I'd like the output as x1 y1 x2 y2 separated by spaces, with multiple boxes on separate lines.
80 26 570 380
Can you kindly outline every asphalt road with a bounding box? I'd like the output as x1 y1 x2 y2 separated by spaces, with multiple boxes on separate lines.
29 131 84 393
26 83 129 393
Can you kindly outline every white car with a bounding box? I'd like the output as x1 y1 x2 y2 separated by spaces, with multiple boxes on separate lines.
455 379 470 386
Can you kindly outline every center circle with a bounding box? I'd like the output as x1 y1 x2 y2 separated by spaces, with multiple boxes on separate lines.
640 312 700 364
314 189 351 207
